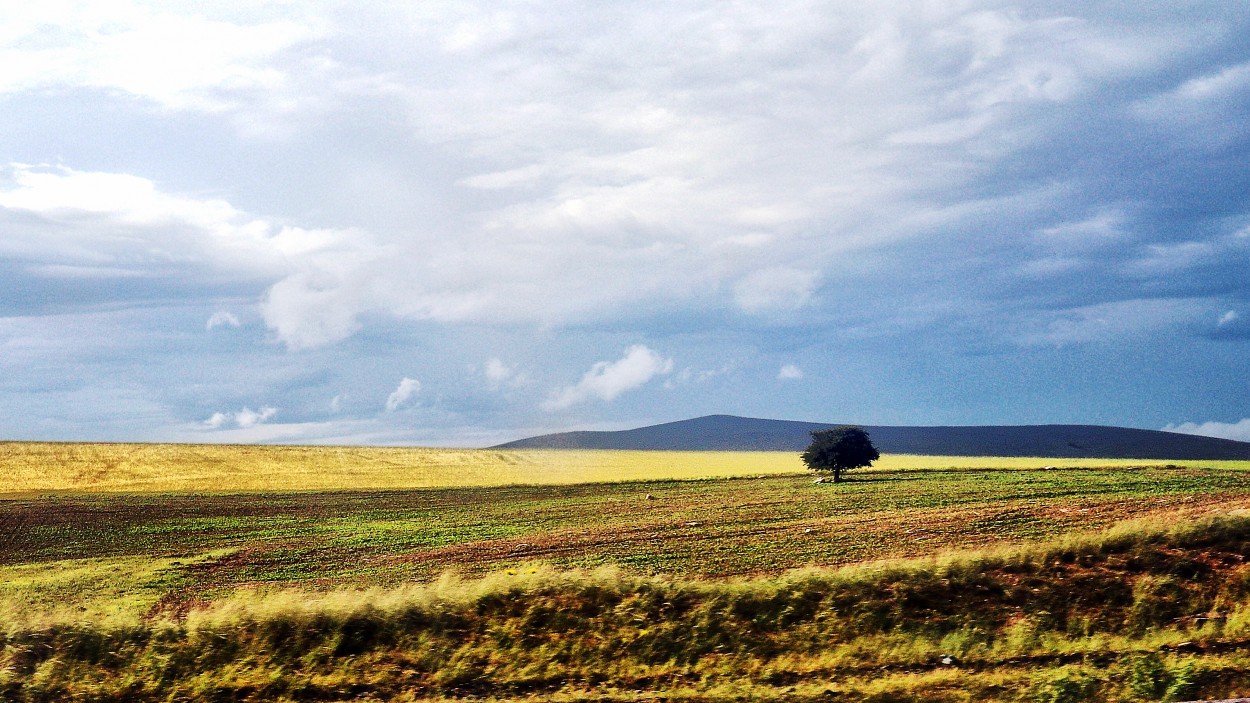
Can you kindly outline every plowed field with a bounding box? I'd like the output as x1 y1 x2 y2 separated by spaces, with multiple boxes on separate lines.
2 456 1249 624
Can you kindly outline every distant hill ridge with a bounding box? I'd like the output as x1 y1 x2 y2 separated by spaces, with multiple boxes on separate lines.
494 414 1250 459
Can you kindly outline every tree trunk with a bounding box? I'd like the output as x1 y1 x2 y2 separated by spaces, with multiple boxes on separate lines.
833 468 841 483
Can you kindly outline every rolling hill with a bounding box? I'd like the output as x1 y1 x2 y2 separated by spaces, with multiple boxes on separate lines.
494 414 1250 459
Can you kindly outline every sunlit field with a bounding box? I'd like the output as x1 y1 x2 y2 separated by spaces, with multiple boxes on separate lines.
4 450 1250 625
5 443 1250 701
0 443 805 494
3 441 1246 494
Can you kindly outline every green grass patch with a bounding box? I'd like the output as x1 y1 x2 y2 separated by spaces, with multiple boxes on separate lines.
0 550 230 629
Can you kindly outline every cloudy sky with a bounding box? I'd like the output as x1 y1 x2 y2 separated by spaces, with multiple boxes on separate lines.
2 1 1249 446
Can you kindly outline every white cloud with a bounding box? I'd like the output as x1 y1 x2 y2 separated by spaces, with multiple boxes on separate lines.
1173 62 1250 102
206 310 241 330
205 406 276 429
385 377 421 411
1131 59 1250 152
70 2 1179 347
734 267 819 315
1035 211 1128 252
542 345 673 411
0 164 364 278
1 164 237 228
1124 240 1221 278
662 363 736 390
178 418 394 445
485 357 514 383
236 406 277 428
1 5 1216 352
482 357 529 389
778 364 804 381
168 415 531 448
1 4 1241 364
1164 419 1250 443
0 164 378 347
0 2 322 113
1137 61 1250 119
261 271 369 350
1219 310 1240 327
1015 299 1206 347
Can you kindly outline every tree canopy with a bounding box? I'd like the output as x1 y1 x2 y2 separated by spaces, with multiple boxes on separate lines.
801 426 879 483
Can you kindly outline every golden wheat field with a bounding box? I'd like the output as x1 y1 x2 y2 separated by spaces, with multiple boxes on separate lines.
0 442 801 494
3 441 1244 494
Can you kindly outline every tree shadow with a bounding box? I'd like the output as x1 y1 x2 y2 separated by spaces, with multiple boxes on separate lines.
821 474 917 484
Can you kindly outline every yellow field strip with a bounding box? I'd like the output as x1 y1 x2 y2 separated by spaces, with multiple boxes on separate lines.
1 442 1246 494
869 454 1250 471
0 443 802 494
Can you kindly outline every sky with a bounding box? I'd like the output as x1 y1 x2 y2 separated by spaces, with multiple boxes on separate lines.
1 1 1249 446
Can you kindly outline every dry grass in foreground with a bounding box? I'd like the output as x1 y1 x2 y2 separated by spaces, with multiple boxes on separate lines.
7 515 1250 702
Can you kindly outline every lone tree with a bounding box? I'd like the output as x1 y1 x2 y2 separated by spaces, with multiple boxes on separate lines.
802 426 879 483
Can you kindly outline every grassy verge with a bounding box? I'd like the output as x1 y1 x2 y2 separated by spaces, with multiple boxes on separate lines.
6 515 1250 701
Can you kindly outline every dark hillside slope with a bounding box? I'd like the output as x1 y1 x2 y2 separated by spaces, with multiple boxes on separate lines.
494 414 1250 459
